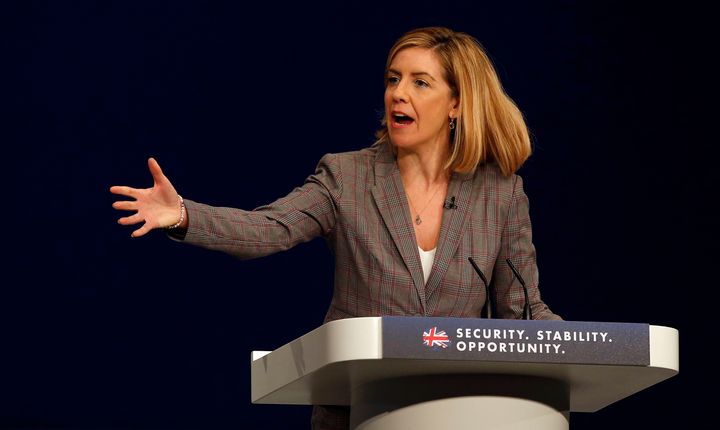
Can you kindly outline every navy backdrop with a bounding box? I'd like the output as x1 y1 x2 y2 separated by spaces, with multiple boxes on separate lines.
3 0 709 428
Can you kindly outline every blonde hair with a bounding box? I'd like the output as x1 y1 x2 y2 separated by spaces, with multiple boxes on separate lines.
375 27 531 176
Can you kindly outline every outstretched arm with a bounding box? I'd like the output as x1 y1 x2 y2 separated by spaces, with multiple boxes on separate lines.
111 154 343 260
175 153 342 260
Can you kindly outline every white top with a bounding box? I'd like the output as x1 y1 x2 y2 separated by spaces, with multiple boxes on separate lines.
418 246 437 284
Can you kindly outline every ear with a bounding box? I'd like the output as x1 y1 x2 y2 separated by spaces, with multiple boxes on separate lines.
449 96 460 119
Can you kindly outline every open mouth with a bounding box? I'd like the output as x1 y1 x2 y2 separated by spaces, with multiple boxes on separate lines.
392 113 415 126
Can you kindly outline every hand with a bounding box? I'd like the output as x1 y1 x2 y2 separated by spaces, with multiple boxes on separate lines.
110 157 184 238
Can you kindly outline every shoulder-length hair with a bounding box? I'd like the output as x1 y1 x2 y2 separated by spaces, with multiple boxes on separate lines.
375 27 531 176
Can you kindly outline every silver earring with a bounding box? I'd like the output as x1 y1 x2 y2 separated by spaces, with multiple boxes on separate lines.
449 117 456 130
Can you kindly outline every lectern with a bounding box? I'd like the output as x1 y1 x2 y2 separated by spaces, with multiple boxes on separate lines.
251 317 678 429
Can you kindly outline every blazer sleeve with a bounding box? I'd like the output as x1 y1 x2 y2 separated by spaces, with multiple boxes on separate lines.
167 153 342 260
491 175 562 320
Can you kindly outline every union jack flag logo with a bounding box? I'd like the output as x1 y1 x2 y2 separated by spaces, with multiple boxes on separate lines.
422 327 450 348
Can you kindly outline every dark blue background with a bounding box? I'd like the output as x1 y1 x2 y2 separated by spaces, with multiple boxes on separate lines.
3 0 708 428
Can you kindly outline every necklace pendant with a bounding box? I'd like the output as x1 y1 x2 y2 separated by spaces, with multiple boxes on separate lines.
415 215 422 225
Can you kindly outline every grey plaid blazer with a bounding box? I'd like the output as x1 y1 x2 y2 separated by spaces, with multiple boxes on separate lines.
174 139 560 429
175 140 560 322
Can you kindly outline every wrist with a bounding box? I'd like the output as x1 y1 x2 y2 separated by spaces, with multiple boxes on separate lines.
166 195 185 229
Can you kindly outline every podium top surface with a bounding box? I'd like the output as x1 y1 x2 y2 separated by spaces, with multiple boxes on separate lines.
251 317 678 412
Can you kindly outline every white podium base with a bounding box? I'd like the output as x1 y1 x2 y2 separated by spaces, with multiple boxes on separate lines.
350 375 569 430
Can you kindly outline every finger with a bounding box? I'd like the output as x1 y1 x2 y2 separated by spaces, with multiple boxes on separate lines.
118 213 144 226
109 186 137 198
148 157 166 184
112 200 137 211
131 223 153 238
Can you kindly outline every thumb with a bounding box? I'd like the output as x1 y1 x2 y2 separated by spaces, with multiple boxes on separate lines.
148 157 166 184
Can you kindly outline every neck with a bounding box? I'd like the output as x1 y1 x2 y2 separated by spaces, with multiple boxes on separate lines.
397 141 451 190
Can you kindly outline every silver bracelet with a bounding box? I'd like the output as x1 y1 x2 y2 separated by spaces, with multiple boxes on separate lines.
166 194 185 229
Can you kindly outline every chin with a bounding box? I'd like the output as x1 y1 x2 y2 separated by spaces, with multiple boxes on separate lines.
388 133 419 150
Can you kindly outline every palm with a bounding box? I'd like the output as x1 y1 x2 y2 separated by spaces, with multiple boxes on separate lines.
110 158 182 237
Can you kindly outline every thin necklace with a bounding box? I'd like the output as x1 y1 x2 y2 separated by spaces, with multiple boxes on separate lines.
408 184 442 225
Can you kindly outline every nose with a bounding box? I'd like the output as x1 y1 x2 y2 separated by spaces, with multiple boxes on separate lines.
391 80 409 103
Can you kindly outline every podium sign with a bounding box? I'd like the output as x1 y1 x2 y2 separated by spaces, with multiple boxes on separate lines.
382 317 650 365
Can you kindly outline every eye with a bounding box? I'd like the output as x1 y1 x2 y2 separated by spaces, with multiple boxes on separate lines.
386 75 400 86
415 79 429 88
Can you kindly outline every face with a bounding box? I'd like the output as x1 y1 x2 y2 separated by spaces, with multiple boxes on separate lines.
384 47 458 151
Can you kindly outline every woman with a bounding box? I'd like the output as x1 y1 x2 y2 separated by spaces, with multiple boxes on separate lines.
111 26 561 429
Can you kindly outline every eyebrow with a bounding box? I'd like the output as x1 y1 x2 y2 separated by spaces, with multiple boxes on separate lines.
386 68 437 82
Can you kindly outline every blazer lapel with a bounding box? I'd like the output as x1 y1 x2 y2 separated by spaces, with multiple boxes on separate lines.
425 169 475 303
371 142 427 312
